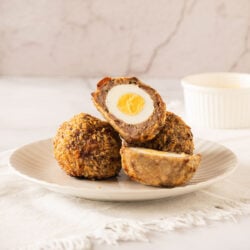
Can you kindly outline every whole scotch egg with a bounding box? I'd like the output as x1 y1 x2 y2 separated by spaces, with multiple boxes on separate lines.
92 77 166 143
53 113 122 179
124 111 194 154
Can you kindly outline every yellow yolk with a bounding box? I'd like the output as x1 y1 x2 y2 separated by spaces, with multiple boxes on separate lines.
117 93 145 115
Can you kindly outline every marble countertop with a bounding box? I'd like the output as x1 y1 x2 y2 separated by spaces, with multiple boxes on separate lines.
1 77 250 250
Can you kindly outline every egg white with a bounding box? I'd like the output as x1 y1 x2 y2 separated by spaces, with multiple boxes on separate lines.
133 148 187 158
105 84 154 124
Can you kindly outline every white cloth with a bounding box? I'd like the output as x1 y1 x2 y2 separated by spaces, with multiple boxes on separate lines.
1 124 250 250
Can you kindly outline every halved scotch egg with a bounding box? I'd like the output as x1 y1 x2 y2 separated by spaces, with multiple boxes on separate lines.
92 77 166 143
120 146 201 187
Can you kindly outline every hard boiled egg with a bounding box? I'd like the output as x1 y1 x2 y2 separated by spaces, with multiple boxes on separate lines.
105 84 154 124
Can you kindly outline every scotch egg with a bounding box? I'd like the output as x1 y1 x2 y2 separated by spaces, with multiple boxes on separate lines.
92 77 166 143
125 111 194 154
120 146 201 187
53 113 122 179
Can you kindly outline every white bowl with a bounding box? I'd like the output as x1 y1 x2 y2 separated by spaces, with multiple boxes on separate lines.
181 73 250 128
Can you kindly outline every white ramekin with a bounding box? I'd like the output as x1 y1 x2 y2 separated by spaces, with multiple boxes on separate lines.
181 73 250 128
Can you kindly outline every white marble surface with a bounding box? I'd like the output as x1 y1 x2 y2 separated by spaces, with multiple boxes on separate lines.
1 77 250 250
0 0 250 77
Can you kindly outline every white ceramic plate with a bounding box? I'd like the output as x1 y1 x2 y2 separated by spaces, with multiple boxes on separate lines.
9 138 237 201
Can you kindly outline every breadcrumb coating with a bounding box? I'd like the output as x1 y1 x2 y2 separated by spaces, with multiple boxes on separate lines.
120 146 201 187
125 111 194 154
53 113 122 179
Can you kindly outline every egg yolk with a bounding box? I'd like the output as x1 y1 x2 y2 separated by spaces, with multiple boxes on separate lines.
117 93 145 115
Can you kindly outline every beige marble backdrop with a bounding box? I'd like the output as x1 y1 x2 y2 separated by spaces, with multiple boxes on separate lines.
0 0 249 77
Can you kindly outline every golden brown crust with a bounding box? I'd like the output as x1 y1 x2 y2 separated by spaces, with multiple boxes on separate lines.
125 111 194 154
53 113 122 179
91 77 166 143
120 146 201 187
